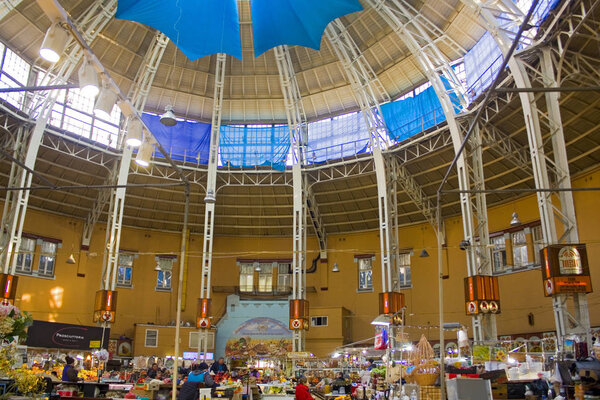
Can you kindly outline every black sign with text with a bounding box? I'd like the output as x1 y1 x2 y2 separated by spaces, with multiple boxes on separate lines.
26 320 110 350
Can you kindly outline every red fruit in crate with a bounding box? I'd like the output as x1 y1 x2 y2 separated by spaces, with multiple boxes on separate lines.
125 392 136 399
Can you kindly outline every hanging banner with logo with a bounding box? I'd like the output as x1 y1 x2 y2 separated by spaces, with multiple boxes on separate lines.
374 329 388 350
26 321 110 350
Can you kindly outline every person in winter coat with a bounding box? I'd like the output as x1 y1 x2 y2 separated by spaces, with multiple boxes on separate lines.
61 356 80 382
295 377 313 400
179 363 216 400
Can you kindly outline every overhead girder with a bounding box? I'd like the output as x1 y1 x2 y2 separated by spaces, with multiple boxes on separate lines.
460 0 591 348
367 0 496 343
0 0 117 276
274 45 307 352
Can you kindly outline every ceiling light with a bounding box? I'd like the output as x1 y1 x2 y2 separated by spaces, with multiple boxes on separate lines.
93 83 118 120
40 22 69 63
510 212 521 227
331 263 340 272
135 139 153 167
370 314 391 326
254 262 261 272
204 190 216 204
459 239 470 251
66 254 76 265
78 58 99 97
154 264 162 272
419 249 429 258
126 118 143 147
160 105 177 126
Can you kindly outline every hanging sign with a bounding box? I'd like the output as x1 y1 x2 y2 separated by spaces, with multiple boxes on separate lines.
26 321 109 350
540 244 592 296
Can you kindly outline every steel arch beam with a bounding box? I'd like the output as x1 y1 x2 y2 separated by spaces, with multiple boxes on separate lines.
367 0 496 343
460 0 591 348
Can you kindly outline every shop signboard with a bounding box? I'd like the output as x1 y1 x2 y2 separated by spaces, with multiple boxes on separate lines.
540 244 592 296
26 320 110 350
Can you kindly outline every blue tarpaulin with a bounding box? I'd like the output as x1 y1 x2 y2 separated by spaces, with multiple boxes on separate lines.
116 0 241 60
381 85 447 143
141 113 211 164
116 0 362 59
219 125 290 171
307 112 370 163
251 0 363 56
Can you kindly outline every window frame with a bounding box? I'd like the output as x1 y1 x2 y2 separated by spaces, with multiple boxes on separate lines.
15 237 36 275
276 263 292 293
116 253 135 288
356 255 374 292
155 256 175 291
144 329 158 348
397 252 412 289
37 239 57 277
257 263 274 293
189 331 215 349
239 263 255 293
311 316 328 327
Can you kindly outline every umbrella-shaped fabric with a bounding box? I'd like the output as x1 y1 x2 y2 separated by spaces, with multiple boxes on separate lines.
115 0 363 60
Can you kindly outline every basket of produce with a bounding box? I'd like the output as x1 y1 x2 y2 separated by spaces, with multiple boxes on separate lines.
410 361 439 386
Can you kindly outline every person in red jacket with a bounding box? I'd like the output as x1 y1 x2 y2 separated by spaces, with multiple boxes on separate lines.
295 377 313 400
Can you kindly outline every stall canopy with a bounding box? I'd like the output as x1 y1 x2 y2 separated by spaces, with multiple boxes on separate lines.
26 321 110 350
115 0 362 60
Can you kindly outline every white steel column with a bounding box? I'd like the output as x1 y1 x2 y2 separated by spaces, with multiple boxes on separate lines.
367 0 496 342
461 0 591 349
82 32 169 248
0 0 117 275
274 45 307 352
198 53 227 360
325 19 394 293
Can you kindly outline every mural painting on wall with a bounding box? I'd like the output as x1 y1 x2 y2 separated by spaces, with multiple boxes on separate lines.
225 317 292 358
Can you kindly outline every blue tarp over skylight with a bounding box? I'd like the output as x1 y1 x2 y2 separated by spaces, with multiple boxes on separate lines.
142 113 211 164
116 0 362 60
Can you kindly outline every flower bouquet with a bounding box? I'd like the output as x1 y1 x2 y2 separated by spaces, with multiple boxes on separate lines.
0 303 33 344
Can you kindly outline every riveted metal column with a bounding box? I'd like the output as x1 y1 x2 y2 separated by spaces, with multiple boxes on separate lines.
274 45 308 352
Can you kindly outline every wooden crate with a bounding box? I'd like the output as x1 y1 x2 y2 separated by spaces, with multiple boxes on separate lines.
491 383 507 399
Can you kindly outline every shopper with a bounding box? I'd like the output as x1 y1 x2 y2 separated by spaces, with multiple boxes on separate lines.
295 377 313 400
179 363 216 400
210 357 229 374
147 363 159 379
61 356 79 382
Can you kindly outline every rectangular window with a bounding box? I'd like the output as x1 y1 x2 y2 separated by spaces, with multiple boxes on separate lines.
155 256 174 291
357 257 373 291
37 240 57 277
144 329 158 347
276 263 291 293
512 231 528 268
491 236 507 274
532 225 544 265
258 263 273 293
189 331 215 349
398 253 412 288
117 254 134 288
15 237 36 274
239 263 254 293
311 316 328 327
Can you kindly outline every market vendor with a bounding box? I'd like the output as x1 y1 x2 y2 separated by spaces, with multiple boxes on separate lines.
61 356 80 382
210 357 229 374
147 362 160 379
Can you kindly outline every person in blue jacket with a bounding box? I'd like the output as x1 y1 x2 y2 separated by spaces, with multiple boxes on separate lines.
180 363 216 400
61 356 80 382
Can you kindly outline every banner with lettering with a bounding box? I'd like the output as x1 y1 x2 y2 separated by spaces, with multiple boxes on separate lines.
26 320 110 350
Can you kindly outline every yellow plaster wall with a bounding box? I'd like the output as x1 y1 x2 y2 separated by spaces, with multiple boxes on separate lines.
8 168 600 357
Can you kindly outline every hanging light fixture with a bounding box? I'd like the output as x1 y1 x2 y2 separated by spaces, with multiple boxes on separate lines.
93 81 118 120
135 138 153 167
66 253 76 265
125 118 143 147
160 105 177 126
78 57 99 97
39 22 70 63
331 263 340 273
510 212 521 227
154 264 162 272
419 249 429 258
254 262 261 272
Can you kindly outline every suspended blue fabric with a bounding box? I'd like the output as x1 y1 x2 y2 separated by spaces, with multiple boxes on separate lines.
116 0 242 60
307 112 370 163
219 125 290 171
141 113 211 164
381 85 447 143
251 0 363 56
